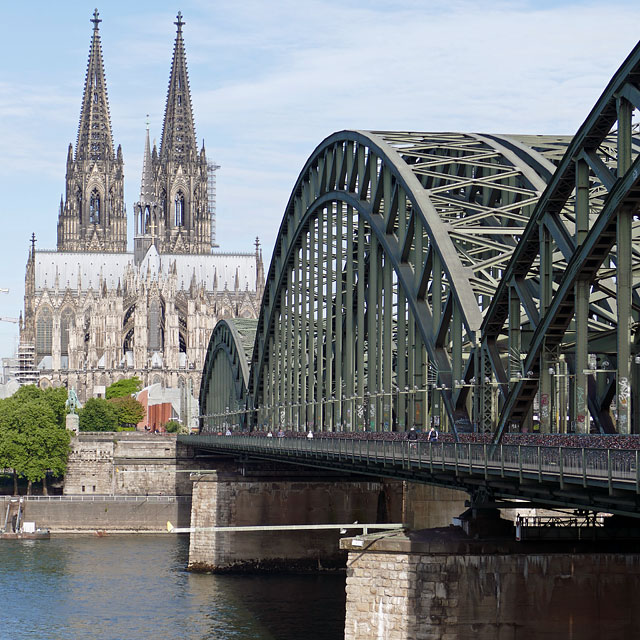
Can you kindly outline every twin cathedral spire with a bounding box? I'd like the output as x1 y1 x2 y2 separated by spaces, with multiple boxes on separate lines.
57 9 210 257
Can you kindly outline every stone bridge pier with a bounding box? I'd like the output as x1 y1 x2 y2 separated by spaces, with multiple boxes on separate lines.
186 457 467 572
341 523 640 640
187 457 400 572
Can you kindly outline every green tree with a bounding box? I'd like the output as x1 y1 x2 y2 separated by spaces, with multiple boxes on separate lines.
9 384 43 404
164 420 181 433
106 376 143 400
0 395 71 495
109 395 145 429
43 386 68 427
0 397 17 493
79 398 118 432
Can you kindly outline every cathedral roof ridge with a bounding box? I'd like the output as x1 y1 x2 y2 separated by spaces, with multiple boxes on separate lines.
38 249 134 257
210 251 257 258
157 250 256 258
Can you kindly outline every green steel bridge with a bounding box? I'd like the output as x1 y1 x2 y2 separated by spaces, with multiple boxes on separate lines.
196 41 640 453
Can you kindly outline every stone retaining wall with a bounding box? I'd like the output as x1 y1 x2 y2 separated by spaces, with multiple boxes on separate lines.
64 432 202 496
0 496 191 533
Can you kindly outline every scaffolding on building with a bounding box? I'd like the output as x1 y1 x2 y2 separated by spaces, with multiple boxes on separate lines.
207 161 221 249
16 343 38 386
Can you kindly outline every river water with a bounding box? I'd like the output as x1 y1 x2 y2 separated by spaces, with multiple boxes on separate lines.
0 536 346 640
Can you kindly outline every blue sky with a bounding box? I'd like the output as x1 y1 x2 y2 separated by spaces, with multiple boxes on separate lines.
0 0 638 359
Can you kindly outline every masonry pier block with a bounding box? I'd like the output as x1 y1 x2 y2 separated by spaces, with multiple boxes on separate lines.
187 460 402 572
342 528 640 640
402 482 467 530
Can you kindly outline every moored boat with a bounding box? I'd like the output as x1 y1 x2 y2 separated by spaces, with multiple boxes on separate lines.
0 529 51 540
1 497 50 540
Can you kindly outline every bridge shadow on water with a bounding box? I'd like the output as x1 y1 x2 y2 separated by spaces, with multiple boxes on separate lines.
185 568 347 640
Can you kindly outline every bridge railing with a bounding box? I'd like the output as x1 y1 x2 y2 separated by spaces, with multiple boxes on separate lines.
184 435 640 493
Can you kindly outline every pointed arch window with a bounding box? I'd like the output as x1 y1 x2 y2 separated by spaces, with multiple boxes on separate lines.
175 192 185 227
76 188 83 223
36 307 53 357
148 299 164 352
108 189 114 226
90 189 101 224
61 309 75 357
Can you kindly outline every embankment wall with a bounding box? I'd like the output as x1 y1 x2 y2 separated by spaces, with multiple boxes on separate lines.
0 496 191 533
63 432 204 496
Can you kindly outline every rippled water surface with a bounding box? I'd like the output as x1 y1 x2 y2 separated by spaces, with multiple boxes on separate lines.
0 536 346 640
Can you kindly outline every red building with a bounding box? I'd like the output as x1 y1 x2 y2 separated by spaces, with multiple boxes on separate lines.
136 384 181 432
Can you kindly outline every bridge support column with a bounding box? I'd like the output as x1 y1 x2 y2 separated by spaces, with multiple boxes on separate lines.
402 482 467 530
342 530 640 640
187 462 402 572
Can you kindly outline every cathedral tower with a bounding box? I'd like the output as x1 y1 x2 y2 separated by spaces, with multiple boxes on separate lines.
56 9 126 253
153 12 210 254
134 120 160 264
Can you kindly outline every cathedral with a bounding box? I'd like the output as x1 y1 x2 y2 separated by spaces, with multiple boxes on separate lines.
18 10 265 402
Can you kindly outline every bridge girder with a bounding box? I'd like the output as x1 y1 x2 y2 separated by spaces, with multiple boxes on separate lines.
247 130 568 434
199 42 640 440
486 41 640 440
199 318 256 431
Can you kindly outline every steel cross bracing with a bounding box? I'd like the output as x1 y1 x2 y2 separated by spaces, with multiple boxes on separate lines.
484 41 640 440
199 319 257 431
198 41 640 441
239 128 573 436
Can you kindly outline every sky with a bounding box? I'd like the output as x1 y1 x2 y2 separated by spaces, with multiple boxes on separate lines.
0 0 638 359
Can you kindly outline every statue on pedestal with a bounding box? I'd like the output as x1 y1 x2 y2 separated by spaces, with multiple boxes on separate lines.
65 387 80 434
65 387 79 415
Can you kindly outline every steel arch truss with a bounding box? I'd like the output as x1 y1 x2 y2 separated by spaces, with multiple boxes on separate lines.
248 130 567 434
485 42 640 439
199 319 257 432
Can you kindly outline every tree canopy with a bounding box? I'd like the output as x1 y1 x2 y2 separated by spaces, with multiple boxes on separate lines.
106 376 143 400
0 385 71 494
164 420 181 433
79 397 118 432
109 395 145 429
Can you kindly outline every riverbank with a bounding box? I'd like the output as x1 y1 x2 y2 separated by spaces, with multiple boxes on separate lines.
0 495 191 533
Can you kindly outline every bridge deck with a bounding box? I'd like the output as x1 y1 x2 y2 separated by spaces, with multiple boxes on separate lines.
180 435 640 519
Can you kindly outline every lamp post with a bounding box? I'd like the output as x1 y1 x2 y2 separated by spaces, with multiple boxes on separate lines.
548 358 572 433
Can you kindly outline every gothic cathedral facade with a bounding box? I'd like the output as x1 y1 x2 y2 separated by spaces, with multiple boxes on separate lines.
19 11 265 402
